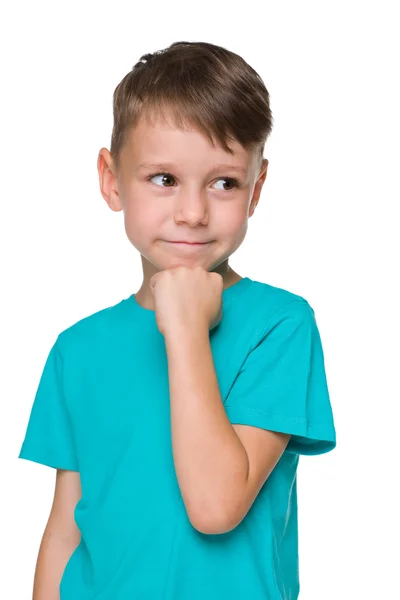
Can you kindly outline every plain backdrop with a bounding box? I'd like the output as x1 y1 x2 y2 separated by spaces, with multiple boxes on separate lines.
2 1 399 598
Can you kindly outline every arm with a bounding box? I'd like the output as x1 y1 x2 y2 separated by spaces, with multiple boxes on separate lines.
165 324 290 536
32 469 81 600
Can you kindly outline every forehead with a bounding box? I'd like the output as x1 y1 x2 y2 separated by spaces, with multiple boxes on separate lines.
122 110 253 172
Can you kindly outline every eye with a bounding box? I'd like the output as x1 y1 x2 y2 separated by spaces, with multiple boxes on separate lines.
149 173 176 187
147 172 240 192
213 177 239 192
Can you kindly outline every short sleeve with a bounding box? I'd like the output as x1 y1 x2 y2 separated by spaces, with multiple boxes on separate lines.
18 337 79 470
224 300 336 456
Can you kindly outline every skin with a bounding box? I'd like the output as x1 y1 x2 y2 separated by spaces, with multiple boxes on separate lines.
97 109 269 310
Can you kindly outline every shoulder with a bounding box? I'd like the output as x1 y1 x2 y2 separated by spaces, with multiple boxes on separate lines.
55 296 129 357
244 278 315 331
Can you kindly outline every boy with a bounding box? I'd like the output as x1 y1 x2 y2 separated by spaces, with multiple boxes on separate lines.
18 41 336 599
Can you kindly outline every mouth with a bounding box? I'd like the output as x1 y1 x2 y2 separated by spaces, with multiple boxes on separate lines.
165 241 211 246
163 240 212 250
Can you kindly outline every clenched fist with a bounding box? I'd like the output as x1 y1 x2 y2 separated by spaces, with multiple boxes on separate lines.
149 266 224 337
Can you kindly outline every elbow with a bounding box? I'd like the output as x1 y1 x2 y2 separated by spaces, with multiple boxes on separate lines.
183 469 249 535
187 500 243 535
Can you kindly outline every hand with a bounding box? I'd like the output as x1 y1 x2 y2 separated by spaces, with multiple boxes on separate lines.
149 266 223 337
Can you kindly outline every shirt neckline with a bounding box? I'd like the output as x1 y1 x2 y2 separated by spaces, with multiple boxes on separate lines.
125 276 252 318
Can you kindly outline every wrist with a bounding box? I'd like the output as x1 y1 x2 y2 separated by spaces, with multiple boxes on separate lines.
164 319 210 346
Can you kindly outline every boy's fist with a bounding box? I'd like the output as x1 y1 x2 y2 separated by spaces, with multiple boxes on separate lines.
149 266 223 337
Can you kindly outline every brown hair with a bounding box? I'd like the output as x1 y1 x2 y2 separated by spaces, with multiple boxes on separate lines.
110 41 274 174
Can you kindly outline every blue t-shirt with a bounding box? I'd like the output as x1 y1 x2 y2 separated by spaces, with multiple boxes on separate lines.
18 277 336 599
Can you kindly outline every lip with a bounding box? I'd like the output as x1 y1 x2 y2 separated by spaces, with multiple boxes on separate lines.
166 241 210 245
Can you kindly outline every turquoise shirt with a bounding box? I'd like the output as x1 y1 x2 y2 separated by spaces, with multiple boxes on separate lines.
18 277 336 599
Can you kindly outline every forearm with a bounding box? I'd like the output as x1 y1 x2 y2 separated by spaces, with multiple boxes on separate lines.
32 529 78 600
165 323 249 532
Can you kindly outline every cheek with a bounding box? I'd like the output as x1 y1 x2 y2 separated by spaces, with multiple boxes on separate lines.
218 206 248 236
121 203 146 247
215 205 249 248
123 199 162 235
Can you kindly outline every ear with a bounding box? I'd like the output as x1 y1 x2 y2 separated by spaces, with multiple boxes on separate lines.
97 148 124 212
249 158 268 217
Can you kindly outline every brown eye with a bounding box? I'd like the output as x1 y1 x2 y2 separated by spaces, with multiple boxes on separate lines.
148 172 239 192
213 177 240 192
149 173 176 187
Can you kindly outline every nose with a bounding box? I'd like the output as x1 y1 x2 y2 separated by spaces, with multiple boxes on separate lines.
174 190 209 227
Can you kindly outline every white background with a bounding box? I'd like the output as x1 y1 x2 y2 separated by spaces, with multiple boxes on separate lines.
2 1 399 598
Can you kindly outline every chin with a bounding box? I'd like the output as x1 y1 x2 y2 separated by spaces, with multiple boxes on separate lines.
154 256 214 273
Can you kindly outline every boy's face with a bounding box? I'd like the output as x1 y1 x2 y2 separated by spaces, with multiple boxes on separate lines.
98 111 268 280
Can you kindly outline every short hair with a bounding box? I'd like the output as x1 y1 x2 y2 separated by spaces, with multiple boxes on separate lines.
110 41 274 173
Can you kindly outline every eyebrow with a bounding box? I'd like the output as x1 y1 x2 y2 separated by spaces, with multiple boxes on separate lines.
138 162 248 174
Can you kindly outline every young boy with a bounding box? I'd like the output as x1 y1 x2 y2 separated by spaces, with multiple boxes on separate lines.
18 41 336 599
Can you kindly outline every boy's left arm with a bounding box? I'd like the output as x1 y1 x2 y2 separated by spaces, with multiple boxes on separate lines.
165 322 291 536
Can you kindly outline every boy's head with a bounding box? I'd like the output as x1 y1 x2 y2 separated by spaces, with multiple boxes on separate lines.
98 41 273 279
